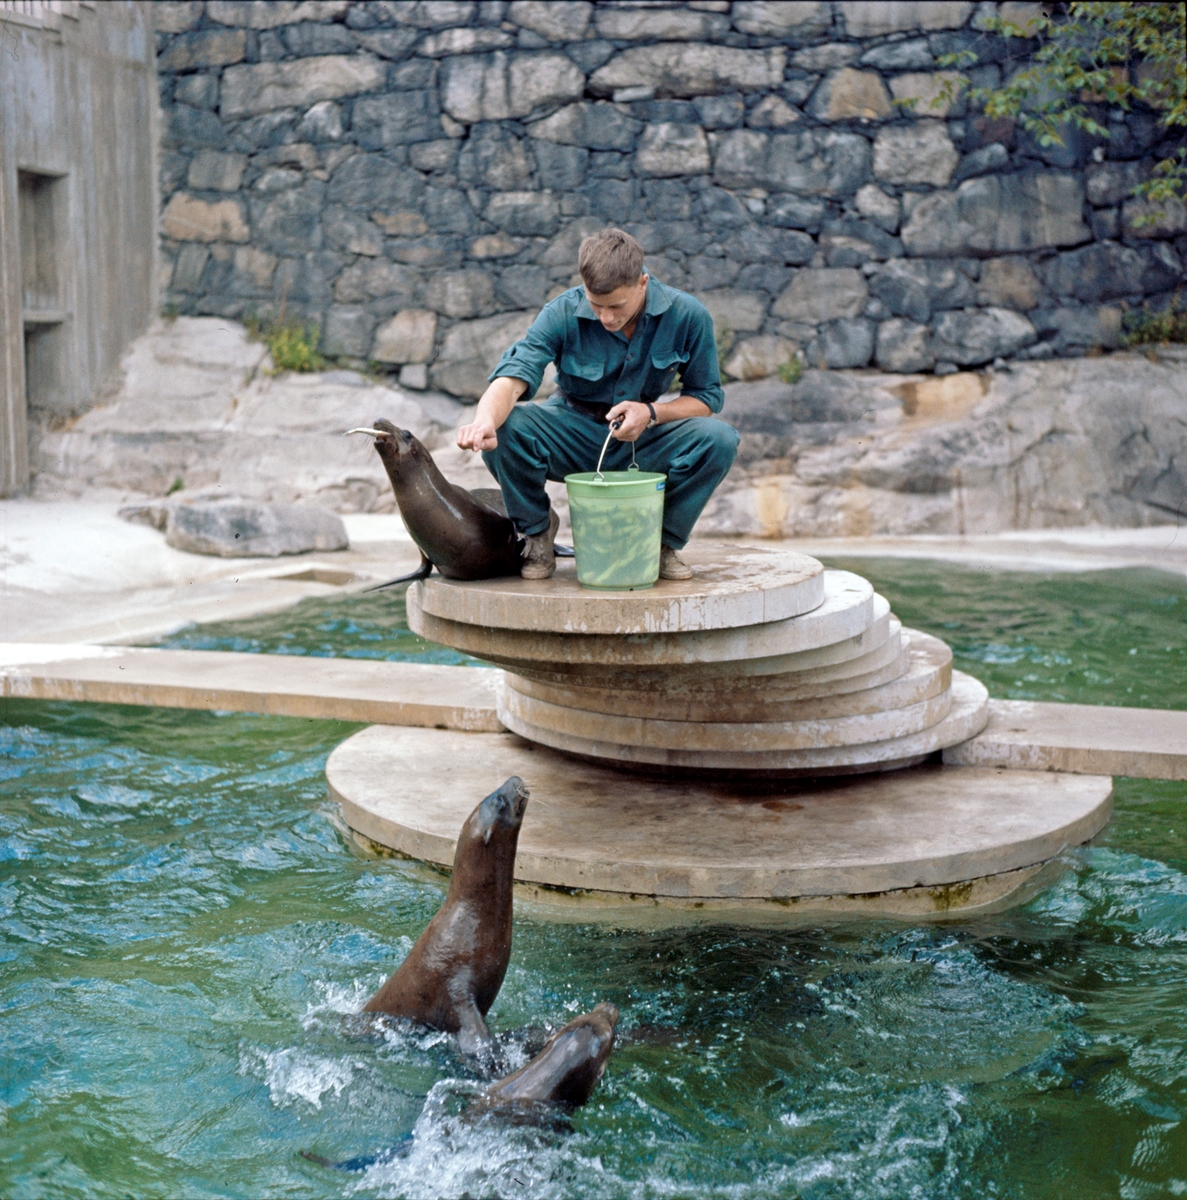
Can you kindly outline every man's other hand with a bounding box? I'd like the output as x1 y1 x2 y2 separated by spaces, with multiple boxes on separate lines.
457 420 499 452
606 400 651 443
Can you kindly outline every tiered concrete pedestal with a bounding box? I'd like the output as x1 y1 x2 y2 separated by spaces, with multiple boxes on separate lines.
328 545 1115 919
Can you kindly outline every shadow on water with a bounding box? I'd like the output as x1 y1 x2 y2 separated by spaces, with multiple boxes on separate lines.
2 562 1185 1198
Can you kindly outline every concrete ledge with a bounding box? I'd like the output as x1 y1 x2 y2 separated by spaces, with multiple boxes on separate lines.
327 725 1113 909
0 644 502 732
944 699 1187 781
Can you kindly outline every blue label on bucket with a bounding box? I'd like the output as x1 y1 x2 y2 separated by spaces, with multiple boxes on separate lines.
656 481 665 490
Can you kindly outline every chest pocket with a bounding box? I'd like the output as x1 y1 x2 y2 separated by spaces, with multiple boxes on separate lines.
645 350 685 399
560 353 604 398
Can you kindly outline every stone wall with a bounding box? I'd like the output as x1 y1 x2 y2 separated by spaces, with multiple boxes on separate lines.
153 0 1186 400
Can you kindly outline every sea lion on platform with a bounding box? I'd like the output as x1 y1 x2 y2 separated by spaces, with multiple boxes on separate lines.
348 420 571 590
361 775 528 1056
301 1002 618 1172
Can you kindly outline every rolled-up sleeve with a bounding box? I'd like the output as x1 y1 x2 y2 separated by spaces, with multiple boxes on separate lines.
488 304 564 400
677 306 725 414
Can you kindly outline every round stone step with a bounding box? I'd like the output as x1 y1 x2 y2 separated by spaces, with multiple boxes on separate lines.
326 724 1112 914
505 629 950 723
407 570 876 670
496 671 989 775
412 543 824 635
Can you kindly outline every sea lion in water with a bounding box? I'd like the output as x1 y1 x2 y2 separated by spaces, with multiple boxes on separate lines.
361 775 528 1056
301 1003 618 1171
348 420 571 590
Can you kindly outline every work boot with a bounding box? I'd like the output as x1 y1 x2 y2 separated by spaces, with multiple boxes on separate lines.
659 544 693 581
520 509 559 580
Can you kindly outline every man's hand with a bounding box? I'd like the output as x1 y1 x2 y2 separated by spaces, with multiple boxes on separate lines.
456 419 499 452
605 400 651 443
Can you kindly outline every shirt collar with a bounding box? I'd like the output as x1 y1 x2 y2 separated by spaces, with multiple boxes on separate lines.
573 277 672 322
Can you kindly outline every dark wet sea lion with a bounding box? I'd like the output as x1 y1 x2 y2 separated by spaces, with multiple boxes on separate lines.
471 1001 618 1118
301 1002 618 1172
349 420 571 589
361 776 528 1056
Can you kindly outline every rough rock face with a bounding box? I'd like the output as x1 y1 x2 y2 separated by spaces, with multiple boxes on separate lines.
699 349 1187 538
165 500 349 556
153 0 1187 399
32 319 1186 545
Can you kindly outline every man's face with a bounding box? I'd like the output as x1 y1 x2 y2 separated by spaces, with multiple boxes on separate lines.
584 274 648 333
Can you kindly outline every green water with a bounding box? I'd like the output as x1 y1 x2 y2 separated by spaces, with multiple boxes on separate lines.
3 562 1186 1198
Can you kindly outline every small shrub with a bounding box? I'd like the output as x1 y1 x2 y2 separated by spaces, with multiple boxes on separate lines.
167 477 184 495
1121 293 1187 346
715 323 735 376
161 301 179 324
244 310 327 373
778 356 805 385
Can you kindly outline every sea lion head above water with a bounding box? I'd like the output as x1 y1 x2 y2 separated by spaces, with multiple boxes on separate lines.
361 776 529 1055
475 1002 619 1116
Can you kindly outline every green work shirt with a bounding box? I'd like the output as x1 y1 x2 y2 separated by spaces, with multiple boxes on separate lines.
488 278 725 413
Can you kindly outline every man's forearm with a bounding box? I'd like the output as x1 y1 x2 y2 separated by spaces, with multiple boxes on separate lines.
656 394 712 422
476 376 528 430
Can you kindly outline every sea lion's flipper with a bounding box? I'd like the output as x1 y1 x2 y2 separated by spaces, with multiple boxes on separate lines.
468 487 507 516
300 1138 413 1172
365 551 433 592
456 1000 496 1061
555 543 574 558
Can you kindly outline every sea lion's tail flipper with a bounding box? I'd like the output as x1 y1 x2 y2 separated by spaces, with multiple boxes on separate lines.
300 1139 412 1171
365 551 433 593
554 543 574 558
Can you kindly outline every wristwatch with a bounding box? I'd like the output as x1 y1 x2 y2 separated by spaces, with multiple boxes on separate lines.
644 401 658 428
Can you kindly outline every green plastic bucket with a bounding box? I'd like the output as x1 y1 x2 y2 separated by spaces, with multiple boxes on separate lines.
564 468 667 590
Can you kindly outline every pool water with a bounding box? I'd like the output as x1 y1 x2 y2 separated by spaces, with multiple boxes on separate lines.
2 561 1186 1199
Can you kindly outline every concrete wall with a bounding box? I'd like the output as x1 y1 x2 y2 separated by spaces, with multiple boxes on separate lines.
0 0 159 495
152 0 1186 400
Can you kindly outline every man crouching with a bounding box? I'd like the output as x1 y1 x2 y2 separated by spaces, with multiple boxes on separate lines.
456 228 740 581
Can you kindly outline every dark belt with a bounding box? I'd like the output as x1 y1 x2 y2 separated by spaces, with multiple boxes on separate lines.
559 393 612 422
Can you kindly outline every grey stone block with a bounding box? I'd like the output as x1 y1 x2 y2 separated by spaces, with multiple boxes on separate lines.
1085 159 1147 207
159 28 247 71
221 56 385 120
485 191 560 236
172 244 211 293
732 0 832 39
425 270 496 318
735 263 792 294
766 193 826 232
595 5 727 40
873 121 959 187
1032 306 1122 353
696 288 767 333
409 140 460 172
333 259 422 305
496 264 550 309
876 318 934 372
686 256 741 292
1041 242 1146 302
271 250 343 308
533 141 588 190
773 268 868 322
1141 242 1185 295
388 236 465 268
583 178 637 222
929 306 1037 365
714 128 869 197
807 67 892 121
507 0 593 42
953 142 1009 182
566 40 615 75
440 51 584 122
166 502 349 557
975 257 1041 310
373 309 438 362
868 258 976 322
694 93 744 130
589 44 787 99
644 178 695 220
808 318 875 369
590 151 632 179
354 28 421 58
353 91 442 148
175 74 220 110
636 123 711 178
187 150 247 192
859 37 934 70
528 101 641 152
328 154 423 210
168 104 227 149
423 188 481 235
250 182 327 255
459 126 536 190
386 0 478 29
901 171 1090 256
281 22 358 56
296 99 345 142
323 207 384 256
323 305 377 357
431 309 536 397
387 59 437 91
418 27 515 56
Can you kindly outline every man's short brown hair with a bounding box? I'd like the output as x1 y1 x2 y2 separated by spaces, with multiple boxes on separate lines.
578 228 645 295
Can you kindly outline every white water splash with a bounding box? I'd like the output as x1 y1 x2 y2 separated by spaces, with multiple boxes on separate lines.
239 1045 360 1110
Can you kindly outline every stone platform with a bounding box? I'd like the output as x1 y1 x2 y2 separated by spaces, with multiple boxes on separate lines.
406 544 987 776
327 726 1113 919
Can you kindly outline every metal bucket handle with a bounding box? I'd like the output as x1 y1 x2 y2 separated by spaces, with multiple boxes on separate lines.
593 419 639 480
